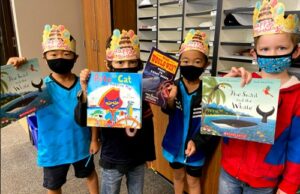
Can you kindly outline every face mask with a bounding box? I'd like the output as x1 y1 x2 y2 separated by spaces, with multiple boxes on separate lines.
256 49 295 73
180 65 205 81
47 58 75 74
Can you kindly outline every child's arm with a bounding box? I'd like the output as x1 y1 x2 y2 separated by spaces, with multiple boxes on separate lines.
224 67 252 87
89 127 100 154
74 69 91 126
277 108 300 193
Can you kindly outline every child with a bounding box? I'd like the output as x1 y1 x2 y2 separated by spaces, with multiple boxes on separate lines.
219 1 300 194
12 24 100 194
162 29 252 194
75 29 156 194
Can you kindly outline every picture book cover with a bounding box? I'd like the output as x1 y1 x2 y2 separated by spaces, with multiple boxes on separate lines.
201 76 280 144
87 72 142 129
1 58 51 127
142 47 179 108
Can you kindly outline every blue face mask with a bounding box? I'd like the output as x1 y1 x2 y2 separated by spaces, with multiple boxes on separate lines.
256 49 295 73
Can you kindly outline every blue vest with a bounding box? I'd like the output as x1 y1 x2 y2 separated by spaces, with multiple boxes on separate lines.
36 75 91 167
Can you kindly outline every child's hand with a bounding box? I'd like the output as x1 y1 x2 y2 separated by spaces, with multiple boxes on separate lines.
185 140 196 157
224 67 252 87
80 68 91 93
89 140 100 154
276 189 287 194
166 84 177 101
6 57 27 68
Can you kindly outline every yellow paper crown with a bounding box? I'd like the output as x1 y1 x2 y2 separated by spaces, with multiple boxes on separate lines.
253 0 299 37
106 29 140 61
42 24 76 53
179 29 209 56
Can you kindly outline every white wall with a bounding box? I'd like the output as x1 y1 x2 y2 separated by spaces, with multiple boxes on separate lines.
10 0 86 76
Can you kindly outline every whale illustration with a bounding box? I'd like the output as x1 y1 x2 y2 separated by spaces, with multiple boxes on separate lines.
256 105 275 123
211 119 257 129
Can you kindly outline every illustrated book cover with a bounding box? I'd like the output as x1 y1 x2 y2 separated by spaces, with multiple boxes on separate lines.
201 76 280 144
1 58 51 127
87 72 142 129
142 47 179 108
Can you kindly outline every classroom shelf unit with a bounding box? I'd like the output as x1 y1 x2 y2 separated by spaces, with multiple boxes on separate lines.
137 0 300 76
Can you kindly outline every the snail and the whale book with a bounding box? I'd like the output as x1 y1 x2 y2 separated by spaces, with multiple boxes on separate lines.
0 58 51 127
201 76 280 144
86 72 142 129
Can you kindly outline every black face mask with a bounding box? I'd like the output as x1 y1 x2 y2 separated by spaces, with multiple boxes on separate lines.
110 66 140 73
47 58 75 74
180 66 205 81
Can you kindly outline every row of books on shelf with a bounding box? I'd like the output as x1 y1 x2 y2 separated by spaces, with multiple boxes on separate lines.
1 48 283 145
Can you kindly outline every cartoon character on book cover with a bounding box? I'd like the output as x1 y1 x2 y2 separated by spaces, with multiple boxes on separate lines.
87 72 142 129
142 48 179 108
0 58 51 127
201 76 280 144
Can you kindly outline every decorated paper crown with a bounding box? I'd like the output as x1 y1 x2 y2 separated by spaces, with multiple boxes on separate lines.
179 29 209 56
253 0 299 37
106 29 140 61
42 24 76 53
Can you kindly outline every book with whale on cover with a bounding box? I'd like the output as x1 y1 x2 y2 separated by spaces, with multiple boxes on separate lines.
201 76 280 144
86 72 142 129
0 58 51 127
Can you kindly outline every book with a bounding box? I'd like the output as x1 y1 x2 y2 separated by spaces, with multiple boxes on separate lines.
0 58 51 127
201 76 280 144
87 72 142 129
142 47 179 108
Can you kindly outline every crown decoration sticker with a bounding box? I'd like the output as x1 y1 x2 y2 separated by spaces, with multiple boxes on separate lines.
42 24 76 53
106 29 140 61
253 0 299 37
179 29 209 56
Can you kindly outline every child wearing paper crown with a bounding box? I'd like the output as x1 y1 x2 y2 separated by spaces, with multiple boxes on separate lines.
219 1 300 194
12 24 100 194
162 29 252 194
75 29 156 194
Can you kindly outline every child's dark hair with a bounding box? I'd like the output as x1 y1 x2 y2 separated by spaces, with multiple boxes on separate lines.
105 36 143 71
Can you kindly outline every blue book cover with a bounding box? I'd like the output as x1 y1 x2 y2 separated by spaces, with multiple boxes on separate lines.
87 72 142 129
0 58 51 127
142 47 179 108
201 76 280 144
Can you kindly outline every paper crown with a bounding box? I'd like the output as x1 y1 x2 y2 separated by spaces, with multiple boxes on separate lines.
106 29 140 61
179 29 209 56
253 0 299 37
42 24 76 53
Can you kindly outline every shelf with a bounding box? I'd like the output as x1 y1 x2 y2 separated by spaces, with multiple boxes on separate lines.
224 7 299 15
186 10 215 17
139 28 157 31
138 16 157 20
141 49 151 53
138 4 157 9
139 39 157 43
160 1 180 6
159 27 182 31
186 0 218 6
222 25 252 30
159 40 181 44
219 56 253 63
159 14 183 19
185 27 210 30
220 42 253 47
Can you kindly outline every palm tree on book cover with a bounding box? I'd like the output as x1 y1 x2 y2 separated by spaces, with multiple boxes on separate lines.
201 77 232 134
